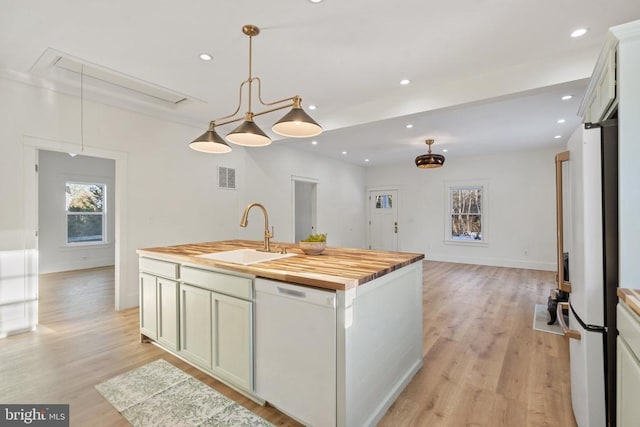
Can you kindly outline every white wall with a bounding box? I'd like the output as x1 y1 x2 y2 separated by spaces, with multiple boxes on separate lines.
365 147 559 270
38 150 116 273
240 145 367 249
0 76 367 336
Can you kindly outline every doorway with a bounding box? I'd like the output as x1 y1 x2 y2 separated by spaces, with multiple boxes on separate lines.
368 189 398 251
292 176 318 242
23 136 128 319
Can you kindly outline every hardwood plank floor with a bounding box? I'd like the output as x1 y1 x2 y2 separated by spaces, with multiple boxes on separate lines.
0 262 576 426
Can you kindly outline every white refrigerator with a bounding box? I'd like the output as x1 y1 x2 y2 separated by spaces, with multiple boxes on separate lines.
566 120 618 426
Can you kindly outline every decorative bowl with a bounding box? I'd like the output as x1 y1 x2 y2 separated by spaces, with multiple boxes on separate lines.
299 241 326 255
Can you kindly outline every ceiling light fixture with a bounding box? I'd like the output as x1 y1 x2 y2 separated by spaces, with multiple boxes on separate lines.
199 53 212 61
562 95 573 101
415 139 445 169
557 118 566 124
365 159 370 162
308 105 317 110
342 151 347 155
571 28 588 38
311 140 318 145
190 25 322 153
555 135 562 139
406 124 413 129
400 79 410 86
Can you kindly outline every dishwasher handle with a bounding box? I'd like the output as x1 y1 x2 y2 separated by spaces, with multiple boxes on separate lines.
277 287 306 298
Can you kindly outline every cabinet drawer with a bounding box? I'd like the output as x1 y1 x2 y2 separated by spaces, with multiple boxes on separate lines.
139 257 179 279
181 266 252 300
618 302 640 359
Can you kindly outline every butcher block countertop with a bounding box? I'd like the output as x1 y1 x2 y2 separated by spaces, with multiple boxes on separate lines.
618 288 640 317
137 240 424 291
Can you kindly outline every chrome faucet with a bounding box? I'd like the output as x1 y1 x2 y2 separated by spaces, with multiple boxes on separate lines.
240 202 274 252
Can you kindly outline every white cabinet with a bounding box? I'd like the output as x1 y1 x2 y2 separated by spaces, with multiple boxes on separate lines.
157 278 179 351
179 283 213 370
139 272 158 340
139 258 180 350
617 301 640 426
179 267 254 392
212 292 253 391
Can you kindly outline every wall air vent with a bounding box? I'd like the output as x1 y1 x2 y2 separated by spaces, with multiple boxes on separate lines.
218 167 236 190
29 48 202 109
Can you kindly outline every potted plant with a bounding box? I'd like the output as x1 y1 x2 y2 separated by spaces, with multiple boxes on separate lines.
299 233 327 255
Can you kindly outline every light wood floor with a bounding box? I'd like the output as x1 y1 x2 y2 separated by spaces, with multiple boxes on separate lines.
0 262 577 426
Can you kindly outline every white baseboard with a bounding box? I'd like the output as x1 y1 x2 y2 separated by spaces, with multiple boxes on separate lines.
426 253 556 271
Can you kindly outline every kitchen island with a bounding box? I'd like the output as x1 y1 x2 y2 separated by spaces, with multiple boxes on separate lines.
137 240 424 427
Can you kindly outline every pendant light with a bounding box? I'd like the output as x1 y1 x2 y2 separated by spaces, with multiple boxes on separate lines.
189 25 322 153
415 139 445 169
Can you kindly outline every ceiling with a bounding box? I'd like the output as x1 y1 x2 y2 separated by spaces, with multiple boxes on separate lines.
2 1 639 166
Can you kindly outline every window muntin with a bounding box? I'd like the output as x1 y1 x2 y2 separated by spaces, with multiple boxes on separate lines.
65 182 106 244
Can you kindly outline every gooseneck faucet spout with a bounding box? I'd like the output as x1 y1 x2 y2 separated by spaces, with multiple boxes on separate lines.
240 202 274 252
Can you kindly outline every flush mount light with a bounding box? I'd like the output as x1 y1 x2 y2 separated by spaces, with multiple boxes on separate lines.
562 95 573 101
342 151 347 155
406 124 413 129
415 139 445 169
199 53 213 61
555 135 562 139
365 159 370 162
308 105 317 110
557 119 566 124
443 149 448 153
571 28 588 38
400 79 411 86
311 140 318 145
308 0 323 3
189 25 322 153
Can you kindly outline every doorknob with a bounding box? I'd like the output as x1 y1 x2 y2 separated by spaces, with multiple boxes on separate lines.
394 222 398 233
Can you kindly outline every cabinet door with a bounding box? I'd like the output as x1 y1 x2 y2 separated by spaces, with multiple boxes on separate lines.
212 292 253 391
617 336 640 426
157 278 179 351
139 273 157 340
179 284 212 370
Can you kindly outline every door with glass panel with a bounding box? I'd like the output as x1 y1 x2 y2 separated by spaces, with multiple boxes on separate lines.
369 190 398 251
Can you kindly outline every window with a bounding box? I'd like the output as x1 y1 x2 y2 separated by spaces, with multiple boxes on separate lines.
65 182 106 244
446 182 487 244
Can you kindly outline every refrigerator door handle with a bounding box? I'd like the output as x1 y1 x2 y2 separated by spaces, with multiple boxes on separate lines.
557 302 581 340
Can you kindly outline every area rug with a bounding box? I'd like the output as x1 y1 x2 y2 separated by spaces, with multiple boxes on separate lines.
532 303 564 335
95 359 274 427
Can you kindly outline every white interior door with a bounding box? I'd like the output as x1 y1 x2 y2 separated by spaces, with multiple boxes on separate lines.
369 190 398 251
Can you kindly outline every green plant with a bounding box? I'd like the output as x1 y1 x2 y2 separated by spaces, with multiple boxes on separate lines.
301 233 326 243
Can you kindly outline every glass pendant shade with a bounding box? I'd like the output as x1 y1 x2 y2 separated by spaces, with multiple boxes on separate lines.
226 118 272 147
272 107 323 138
189 127 232 153
415 139 445 169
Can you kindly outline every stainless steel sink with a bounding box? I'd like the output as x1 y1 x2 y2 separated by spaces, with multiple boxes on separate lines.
195 249 296 265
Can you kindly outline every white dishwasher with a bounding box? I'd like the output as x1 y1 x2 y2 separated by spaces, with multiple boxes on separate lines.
255 278 336 427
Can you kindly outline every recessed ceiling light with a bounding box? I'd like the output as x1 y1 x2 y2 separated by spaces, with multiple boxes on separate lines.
406 124 413 129
442 149 448 153
199 53 213 61
400 79 410 86
308 105 317 110
311 140 318 145
68 153 77 157
561 95 573 101
554 135 562 139
342 151 347 155
557 119 566 124
365 159 370 162
571 28 588 38
308 0 323 3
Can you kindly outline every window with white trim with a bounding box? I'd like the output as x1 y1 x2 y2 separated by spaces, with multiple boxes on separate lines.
445 181 487 244
65 182 106 245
